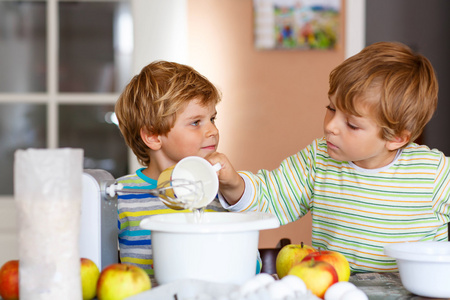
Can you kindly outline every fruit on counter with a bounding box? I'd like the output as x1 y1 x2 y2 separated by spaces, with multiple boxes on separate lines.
97 263 151 300
0 260 19 300
288 259 338 299
81 258 100 300
276 242 316 279
301 248 350 282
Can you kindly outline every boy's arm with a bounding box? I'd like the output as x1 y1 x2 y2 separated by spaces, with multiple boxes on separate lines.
219 174 245 205
209 138 319 223
205 152 245 205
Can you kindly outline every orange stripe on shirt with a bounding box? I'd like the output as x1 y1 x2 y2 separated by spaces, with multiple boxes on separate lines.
315 174 433 191
239 172 259 211
314 215 436 232
314 237 388 258
315 188 431 204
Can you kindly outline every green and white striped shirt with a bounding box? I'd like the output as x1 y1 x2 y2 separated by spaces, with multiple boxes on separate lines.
225 138 450 272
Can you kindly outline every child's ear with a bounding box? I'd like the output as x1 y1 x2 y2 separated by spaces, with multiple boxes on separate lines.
140 127 161 150
386 130 411 151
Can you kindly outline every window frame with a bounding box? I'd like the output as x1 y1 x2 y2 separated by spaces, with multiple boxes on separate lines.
0 0 130 200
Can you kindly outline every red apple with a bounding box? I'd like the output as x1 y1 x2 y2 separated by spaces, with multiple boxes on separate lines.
288 259 338 299
0 260 19 300
97 263 151 300
276 242 316 278
301 249 350 282
81 258 100 300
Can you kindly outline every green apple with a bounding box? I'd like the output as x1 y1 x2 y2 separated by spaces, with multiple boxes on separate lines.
288 259 338 299
0 260 19 300
80 258 100 300
301 249 350 282
276 242 316 278
97 263 151 300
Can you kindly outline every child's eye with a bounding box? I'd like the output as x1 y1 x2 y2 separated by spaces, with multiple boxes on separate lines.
210 116 216 124
347 122 358 130
191 120 200 126
326 105 336 112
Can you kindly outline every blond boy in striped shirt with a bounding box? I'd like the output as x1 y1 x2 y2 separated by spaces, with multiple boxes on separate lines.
114 61 227 278
210 42 450 273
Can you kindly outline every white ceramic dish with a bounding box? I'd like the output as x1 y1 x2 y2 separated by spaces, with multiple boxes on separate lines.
140 212 279 286
125 277 321 300
384 241 450 298
125 279 237 300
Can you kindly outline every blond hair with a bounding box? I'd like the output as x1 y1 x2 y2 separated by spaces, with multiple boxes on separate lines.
115 61 221 166
328 41 438 144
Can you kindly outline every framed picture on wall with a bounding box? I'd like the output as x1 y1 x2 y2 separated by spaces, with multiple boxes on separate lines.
254 0 340 50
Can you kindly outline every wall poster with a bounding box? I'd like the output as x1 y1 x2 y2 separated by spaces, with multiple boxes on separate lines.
254 0 340 50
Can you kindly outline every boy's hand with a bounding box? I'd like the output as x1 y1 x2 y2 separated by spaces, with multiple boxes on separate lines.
205 152 245 205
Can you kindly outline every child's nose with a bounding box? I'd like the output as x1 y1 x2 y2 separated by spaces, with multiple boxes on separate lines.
325 116 339 135
206 122 219 136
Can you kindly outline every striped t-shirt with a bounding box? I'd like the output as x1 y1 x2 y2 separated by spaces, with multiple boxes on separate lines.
117 168 227 277
227 137 450 272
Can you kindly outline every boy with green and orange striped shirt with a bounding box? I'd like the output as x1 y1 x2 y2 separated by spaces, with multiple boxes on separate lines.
209 42 450 273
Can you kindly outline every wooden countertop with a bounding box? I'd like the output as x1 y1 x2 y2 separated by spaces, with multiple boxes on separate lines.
350 272 449 300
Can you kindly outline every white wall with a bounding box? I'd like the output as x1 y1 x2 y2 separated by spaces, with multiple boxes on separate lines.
345 0 365 58
128 0 189 172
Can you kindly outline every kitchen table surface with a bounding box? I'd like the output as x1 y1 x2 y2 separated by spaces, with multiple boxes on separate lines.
1 272 448 299
350 272 449 300
142 272 448 300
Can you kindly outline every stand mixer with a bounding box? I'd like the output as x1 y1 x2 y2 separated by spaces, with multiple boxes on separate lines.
80 169 119 270
80 168 205 270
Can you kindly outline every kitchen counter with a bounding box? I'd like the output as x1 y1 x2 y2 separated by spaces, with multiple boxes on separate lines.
2 272 448 299
141 272 448 300
350 272 449 300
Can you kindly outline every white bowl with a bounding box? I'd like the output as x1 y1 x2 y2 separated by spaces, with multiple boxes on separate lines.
384 241 450 298
140 212 279 285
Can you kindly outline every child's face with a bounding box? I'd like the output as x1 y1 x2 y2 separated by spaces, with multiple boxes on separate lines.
323 94 397 169
158 98 219 166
